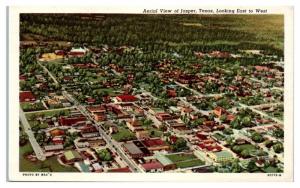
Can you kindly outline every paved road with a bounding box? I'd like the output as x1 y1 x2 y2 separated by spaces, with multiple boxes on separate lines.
62 91 144 172
19 107 46 161
37 60 143 172
37 61 59 85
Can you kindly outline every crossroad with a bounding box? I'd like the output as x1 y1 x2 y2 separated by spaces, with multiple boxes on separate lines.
36 60 143 172
62 91 144 172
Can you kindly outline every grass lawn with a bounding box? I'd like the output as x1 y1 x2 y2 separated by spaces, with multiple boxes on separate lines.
166 153 205 169
25 109 71 120
263 166 281 173
176 159 205 168
88 76 106 83
20 143 78 172
21 102 46 112
166 153 197 163
233 144 256 151
212 133 226 141
112 127 136 142
94 88 122 97
148 128 163 138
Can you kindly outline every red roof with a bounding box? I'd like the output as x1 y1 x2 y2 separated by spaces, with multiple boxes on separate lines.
108 167 132 173
142 138 165 147
116 95 137 102
50 129 65 137
80 125 97 133
19 75 26 81
59 116 86 126
87 105 106 113
86 98 96 103
19 91 36 102
141 161 163 171
68 51 85 56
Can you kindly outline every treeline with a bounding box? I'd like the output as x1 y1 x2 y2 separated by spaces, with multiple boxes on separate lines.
20 14 283 56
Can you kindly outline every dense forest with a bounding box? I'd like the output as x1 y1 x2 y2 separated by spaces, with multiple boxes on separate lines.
20 14 284 56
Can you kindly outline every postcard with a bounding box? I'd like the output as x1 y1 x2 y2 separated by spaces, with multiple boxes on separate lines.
8 6 293 181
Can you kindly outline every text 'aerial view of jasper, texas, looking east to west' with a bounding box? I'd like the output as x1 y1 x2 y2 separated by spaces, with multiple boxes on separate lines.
19 14 284 174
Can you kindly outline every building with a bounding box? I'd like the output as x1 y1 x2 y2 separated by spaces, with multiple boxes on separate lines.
208 150 234 163
116 95 137 102
142 138 170 152
68 47 87 57
126 118 144 132
52 136 64 145
155 112 173 121
44 144 64 152
122 142 145 159
49 128 65 137
141 161 164 172
19 91 36 102
107 167 132 173
154 152 176 171
87 105 106 113
214 106 227 118
80 125 99 138
59 116 86 126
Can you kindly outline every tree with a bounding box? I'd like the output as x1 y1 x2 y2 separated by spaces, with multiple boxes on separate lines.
171 137 188 152
272 142 284 153
97 149 112 161
251 132 264 143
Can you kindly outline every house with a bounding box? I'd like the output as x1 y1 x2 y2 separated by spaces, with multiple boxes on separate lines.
19 91 36 102
19 75 26 81
91 163 103 172
52 136 64 145
80 125 99 138
116 95 137 102
214 107 226 118
208 150 234 163
49 128 65 137
155 112 173 121
167 89 177 97
126 118 144 132
141 161 164 172
209 51 231 58
109 126 118 134
86 98 96 104
54 50 65 56
255 66 269 72
94 113 107 122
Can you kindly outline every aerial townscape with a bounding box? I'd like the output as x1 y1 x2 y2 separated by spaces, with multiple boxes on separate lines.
19 14 284 173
